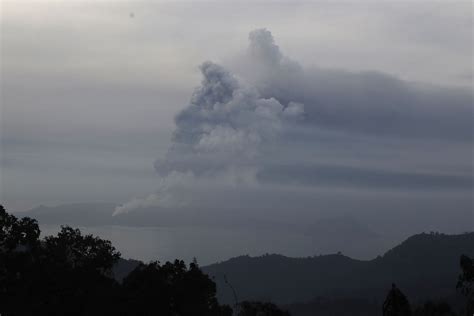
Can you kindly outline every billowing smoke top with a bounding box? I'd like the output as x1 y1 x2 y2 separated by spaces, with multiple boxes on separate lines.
190 62 238 110
154 56 304 177
248 28 283 66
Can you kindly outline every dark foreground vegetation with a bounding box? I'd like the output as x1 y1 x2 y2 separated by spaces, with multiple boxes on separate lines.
0 205 473 315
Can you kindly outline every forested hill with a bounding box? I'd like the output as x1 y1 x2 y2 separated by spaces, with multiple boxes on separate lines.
202 232 474 305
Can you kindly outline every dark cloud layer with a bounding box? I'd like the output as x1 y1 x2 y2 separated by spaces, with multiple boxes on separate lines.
235 29 473 140
257 163 472 190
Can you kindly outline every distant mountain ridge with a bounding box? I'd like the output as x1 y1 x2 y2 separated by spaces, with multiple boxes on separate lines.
22 203 399 259
304 216 387 258
23 203 219 227
202 232 474 305
22 203 470 262
26 203 116 226
22 203 291 228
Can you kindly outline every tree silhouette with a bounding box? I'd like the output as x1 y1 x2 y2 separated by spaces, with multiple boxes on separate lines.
457 254 474 315
383 283 412 316
37 226 122 315
1 205 122 315
2 204 469 316
237 301 291 316
413 301 456 316
0 205 43 315
0 205 40 250
42 226 120 274
120 260 232 315
0 205 233 316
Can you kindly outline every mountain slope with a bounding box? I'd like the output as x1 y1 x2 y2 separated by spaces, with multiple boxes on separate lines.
202 232 474 304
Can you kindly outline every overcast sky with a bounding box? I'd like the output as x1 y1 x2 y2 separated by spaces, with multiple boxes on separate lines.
0 0 472 235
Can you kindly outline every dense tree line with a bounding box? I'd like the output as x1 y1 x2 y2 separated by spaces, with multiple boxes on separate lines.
382 279 473 316
0 205 290 315
1 205 472 315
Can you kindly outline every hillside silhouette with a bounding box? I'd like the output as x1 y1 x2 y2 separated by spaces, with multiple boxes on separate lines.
203 232 474 305
21 203 398 260
1 204 473 315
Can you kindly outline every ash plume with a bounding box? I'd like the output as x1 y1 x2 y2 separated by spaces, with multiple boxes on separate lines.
115 29 472 215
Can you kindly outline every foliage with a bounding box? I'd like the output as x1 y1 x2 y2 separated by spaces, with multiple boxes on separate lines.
382 284 412 316
237 301 291 316
284 297 380 316
0 205 232 316
413 301 456 316
0 205 40 251
457 255 473 296
457 254 474 315
1 204 472 316
120 260 232 315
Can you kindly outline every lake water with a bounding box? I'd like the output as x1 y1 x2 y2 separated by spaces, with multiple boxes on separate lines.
40 224 319 265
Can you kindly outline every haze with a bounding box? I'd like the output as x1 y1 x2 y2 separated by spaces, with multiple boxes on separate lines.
1 1 472 262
